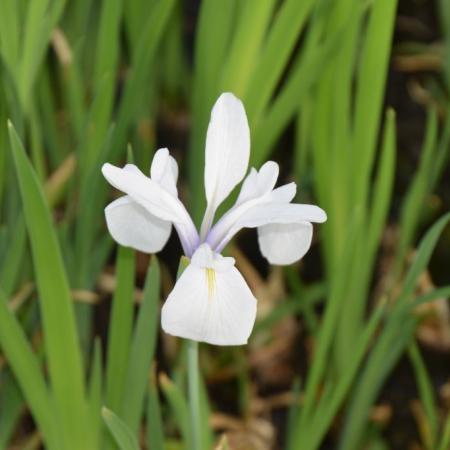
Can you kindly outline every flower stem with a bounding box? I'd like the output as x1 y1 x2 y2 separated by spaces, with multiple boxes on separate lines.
187 339 201 450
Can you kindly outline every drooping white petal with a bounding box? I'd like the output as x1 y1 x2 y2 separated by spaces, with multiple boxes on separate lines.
105 196 171 253
102 162 199 255
258 222 312 265
161 244 257 346
203 93 250 220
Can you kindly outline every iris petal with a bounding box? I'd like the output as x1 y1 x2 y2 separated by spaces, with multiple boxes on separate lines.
258 222 313 265
105 196 171 253
161 245 257 346
206 160 326 264
102 154 199 255
200 93 250 237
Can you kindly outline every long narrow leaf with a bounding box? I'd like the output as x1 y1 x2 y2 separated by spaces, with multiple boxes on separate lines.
105 246 135 414
0 290 58 449
352 0 398 206
408 342 438 447
122 258 160 435
146 369 165 450
8 122 92 449
102 408 140 450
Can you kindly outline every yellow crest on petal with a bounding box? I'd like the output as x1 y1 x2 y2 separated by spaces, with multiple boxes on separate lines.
206 268 216 299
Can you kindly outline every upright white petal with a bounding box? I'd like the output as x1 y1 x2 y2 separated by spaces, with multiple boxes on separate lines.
258 222 312 265
201 93 250 234
150 148 178 196
105 196 171 253
269 183 297 203
206 159 303 251
235 161 279 205
161 244 257 346
102 161 199 255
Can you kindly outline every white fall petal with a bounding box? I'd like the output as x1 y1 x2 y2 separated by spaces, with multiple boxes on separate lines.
102 149 199 256
161 244 257 346
258 222 313 265
104 148 177 252
105 196 171 253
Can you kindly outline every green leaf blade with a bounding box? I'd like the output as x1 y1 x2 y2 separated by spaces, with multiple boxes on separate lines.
102 407 140 450
122 258 161 435
0 290 59 449
105 246 135 416
8 122 92 449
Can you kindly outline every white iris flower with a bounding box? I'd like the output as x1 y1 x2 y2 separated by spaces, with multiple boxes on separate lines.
102 93 326 346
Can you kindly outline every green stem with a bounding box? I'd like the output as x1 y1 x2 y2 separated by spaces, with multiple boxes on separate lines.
187 340 201 450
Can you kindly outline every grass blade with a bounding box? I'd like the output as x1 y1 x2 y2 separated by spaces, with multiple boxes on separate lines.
109 0 176 162
92 0 122 90
338 316 416 450
0 372 23 448
160 372 191 448
102 408 140 450
339 213 450 449
408 342 438 448
105 247 135 414
220 0 275 96
18 0 66 112
352 0 398 206
367 109 396 263
147 369 165 450
0 0 20 74
88 338 104 450
400 212 450 301
0 217 26 296
122 258 161 435
0 290 58 449
298 303 386 449
244 0 314 125
8 122 92 449
393 110 438 282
